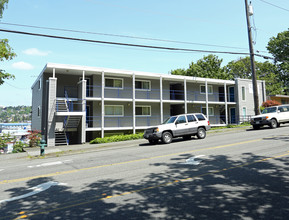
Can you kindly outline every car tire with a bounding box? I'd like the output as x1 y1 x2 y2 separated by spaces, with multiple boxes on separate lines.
253 125 260 130
162 131 173 144
197 127 206 139
270 119 277 129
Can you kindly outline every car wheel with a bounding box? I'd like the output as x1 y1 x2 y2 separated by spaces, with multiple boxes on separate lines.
149 139 158 145
162 131 172 144
197 127 206 139
183 135 191 140
270 119 277 129
253 125 260 130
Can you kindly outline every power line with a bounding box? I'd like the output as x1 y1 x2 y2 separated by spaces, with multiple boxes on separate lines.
0 22 251 51
0 28 272 59
258 0 289 12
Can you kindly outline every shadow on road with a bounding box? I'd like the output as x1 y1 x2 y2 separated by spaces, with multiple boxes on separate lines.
1 150 289 219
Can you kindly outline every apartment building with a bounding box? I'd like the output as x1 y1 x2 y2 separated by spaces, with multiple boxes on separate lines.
31 63 266 146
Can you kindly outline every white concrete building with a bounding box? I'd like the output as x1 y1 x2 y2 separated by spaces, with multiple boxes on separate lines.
31 63 266 146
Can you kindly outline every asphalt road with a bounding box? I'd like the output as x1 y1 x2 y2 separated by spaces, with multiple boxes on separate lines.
1 126 289 219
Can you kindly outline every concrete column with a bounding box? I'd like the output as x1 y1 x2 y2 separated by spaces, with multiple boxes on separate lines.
132 73 136 134
47 77 57 147
101 71 105 138
184 78 187 114
160 76 163 123
224 82 228 125
80 72 86 143
205 80 209 120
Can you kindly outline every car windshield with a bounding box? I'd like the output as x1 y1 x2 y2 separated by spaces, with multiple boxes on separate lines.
162 116 177 124
262 107 277 114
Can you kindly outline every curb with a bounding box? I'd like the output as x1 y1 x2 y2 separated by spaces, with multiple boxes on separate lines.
0 126 252 159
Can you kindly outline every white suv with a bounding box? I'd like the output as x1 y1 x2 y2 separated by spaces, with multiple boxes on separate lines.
250 105 289 129
143 113 211 144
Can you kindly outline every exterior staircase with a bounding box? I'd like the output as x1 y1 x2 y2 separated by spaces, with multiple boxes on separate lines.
55 131 68 146
64 116 82 129
56 100 68 112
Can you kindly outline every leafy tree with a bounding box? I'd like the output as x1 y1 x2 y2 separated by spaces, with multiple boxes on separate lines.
171 54 229 79
267 29 289 93
224 57 283 95
0 0 16 86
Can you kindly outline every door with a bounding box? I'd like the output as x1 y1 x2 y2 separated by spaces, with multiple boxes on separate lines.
229 87 235 102
230 108 236 124
174 115 189 136
218 87 225 102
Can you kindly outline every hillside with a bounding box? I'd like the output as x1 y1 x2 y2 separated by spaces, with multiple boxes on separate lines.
0 106 31 123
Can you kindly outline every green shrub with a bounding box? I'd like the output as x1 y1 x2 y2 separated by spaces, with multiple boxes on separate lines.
12 141 27 153
90 133 144 144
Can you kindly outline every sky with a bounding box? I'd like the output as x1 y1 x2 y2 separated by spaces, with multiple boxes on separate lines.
0 0 288 107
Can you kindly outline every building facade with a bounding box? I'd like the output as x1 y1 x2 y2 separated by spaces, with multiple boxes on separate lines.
31 63 266 146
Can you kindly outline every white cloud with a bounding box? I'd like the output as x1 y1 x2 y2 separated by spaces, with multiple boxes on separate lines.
23 48 50 56
12 62 34 70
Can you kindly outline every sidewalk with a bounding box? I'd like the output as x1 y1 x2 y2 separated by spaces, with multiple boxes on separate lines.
0 126 251 160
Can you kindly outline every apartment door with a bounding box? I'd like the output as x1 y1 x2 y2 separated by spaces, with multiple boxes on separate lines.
218 87 225 102
170 83 184 100
170 104 184 116
230 107 236 124
229 87 235 102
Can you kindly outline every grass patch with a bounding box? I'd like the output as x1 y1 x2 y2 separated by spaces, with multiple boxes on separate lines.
90 133 144 144
211 122 251 130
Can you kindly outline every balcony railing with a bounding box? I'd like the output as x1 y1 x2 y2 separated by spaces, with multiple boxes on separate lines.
85 86 235 102
86 116 161 128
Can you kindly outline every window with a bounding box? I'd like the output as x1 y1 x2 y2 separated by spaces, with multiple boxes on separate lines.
38 80 41 90
202 107 214 116
187 115 197 122
242 86 246 101
104 105 123 116
242 107 247 118
136 106 151 116
176 116 187 124
105 78 123 89
135 80 151 90
195 114 206 121
37 106 41 117
200 85 213 94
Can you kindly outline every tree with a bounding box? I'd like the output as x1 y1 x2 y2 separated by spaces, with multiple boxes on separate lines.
171 54 229 79
224 57 284 95
0 0 16 86
267 29 289 93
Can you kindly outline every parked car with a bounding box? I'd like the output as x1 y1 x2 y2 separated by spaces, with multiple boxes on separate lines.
250 105 289 129
143 113 211 144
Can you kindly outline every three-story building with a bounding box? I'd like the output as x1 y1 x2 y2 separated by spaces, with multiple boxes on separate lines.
31 63 266 146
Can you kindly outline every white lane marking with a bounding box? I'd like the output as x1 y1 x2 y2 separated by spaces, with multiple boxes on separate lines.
28 160 72 168
0 181 67 204
184 155 206 165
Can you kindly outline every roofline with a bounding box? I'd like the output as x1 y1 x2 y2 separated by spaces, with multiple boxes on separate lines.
31 64 47 89
35 63 236 85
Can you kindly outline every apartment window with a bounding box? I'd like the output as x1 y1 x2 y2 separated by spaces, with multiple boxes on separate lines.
136 106 151 116
242 86 246 101
104 105 123 116
202 107 214 116
135 80 151 90
38 80 41 90
200 85 213 94
242 107 247 118
37 106 41 117
105 77 123 89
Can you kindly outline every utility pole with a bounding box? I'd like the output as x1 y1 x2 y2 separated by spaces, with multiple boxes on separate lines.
245 0 260 115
